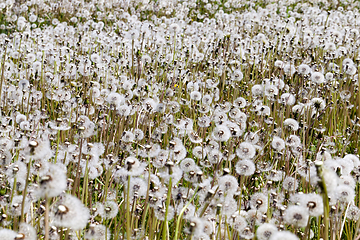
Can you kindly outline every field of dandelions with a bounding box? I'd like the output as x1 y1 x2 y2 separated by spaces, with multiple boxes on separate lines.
2 0 360 239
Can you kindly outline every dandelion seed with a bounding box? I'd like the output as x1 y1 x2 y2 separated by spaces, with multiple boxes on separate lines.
202 94 213 105
284 205 309 228
284 118 299 131
18 223 36 240
218 175 238 196
154 205 175 221
180 158 197 172
250 192 268 213
52 194 89 230
283 63 296 75
233 97 247 108
269 231 299 240
257 223 278 240
190 91 202 101
282 177 298 191
235 160 255 176
311 97 326 111
212 110 228 124
192 146 207 160
37 163 67 198
211 125 231 142
91 202 105 218
334 184 355 203
207 149 223 164
251 84 264 97
240 227 255 239
202 219 213 235
298 64 311 75
236 142 256 159
232 69 244 81
0 229 17 240
339 175 356 189
264 84 278 99
228 212 247 232
274 60 284 68
267 170 284 182
279 93 296 106
271 136 285 151
8 195 29 217
85 224 111 240
299 193 324 217
188 131 202 144
337 157 354 175
311 72 325 84
347 204 360 221
103 200 119 219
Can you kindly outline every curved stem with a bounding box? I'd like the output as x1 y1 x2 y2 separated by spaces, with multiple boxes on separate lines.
126 176 131 240
45 197 50 240
174 187 199 240
162 177 172 240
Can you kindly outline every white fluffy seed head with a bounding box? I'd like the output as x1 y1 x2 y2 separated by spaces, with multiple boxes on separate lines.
236 142 256 159
284 205 309 228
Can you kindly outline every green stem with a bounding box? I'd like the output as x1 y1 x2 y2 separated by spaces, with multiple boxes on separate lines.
126 176 131 240
0 46 7 103
315 162 329 240
140 158 152 239
81 156 90 205
102 165 113 203
162 177 172 240
54 130 60 164
174 187 199 240
20 160 31 223
45 197 50 240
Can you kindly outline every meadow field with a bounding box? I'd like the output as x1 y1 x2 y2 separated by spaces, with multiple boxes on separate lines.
1 0 360 239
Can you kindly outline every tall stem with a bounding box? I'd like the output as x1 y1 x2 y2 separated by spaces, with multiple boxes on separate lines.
45 197 50 240
315 162 329 240
126 176 131 240
0 46 7 103
174 187 198 240
54 130 61 163
72 139 83 197
162 177 172 240
20 160 31 223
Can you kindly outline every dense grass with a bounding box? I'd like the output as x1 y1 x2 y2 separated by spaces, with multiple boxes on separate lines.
1 0 360 239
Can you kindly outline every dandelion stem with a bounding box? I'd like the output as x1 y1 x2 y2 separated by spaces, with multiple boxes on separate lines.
72 138 83 197
140 158 152 239
0 46 7 102
81 155 90 205
315 162 329 240
54 130 60 164
162 177 172 240
20 160 31 223
103 165 113 203
126 176 131 240
45 196 50 240
174 186 199 240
